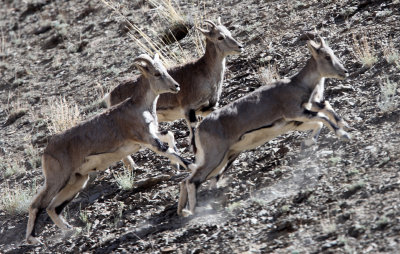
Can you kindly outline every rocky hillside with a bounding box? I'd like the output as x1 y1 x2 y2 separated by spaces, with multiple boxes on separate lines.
1 0 399 253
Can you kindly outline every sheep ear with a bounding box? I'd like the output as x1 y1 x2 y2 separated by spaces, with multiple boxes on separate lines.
307 40 320 58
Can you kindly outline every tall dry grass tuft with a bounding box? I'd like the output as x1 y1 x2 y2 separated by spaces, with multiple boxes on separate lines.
382 37 399 65
377 77 399 113
0 181 36 215
258 62 280 84
47 96 81 134
101 0 206 67
351 34 378 68
114 168 135 190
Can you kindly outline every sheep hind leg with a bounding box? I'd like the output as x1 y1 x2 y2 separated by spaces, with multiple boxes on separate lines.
46 173 89 231
26 154 69 244
177 180 189 216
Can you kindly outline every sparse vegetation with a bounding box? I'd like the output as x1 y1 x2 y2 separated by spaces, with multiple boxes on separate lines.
226 201 243 213
258 62 280 84
1 0 400 252
352 34 378 68
382 37 399 65
79 205 92 235
321 219 337 234
4 162 25 178
24 144 41 169
1 159 25 178
0 181 35 215
47 96 81 134
377 78 399 113
102 0 205 66
4 95 27 126
113 168 135 190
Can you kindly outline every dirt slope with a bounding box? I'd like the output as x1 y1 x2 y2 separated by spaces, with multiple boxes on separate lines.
1 0 399 253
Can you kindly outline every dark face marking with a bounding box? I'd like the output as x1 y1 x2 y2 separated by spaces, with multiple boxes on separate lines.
243 123 274 135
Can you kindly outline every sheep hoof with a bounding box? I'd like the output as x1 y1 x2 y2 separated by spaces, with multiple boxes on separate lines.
181 209 193 217
26 236 42 245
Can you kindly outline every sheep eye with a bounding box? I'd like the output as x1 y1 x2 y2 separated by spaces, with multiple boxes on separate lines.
325 55 331 61
154 72 161 77
218 36 224 40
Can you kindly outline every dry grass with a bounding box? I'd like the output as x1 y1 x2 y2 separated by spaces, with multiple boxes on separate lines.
377 77 399 113
4 93 27 125
352 34 378 68
382 37 399 65
0 27 7 59
101 0 206 67
114 168 135 190
47 96 81 134
258 62 281 84
0 181 35 215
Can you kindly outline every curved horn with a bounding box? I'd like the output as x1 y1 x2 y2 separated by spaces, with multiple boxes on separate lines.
196 26 210 34
133 54 153 66
204 19 217 29
217 17 222 25
317 36 326 48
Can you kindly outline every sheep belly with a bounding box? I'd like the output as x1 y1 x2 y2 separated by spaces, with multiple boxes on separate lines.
78 143 141 174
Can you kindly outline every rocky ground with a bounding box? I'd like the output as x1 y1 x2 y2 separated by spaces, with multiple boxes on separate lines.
1 0 400 253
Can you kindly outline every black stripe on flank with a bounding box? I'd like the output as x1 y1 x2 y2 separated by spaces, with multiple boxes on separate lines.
200 103 216 113
303 109 318 116
243 123 274 135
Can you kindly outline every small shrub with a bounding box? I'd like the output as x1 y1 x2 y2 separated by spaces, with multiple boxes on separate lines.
101 0 205 66
258 62 280 84
47 96 81 134
0 181 35 215
321 219 337 234
352 34 378 68
1 159 26 178
226 201 243 213
382 37 399 64
79 205 92 235
24 144 41 169
377 78 398 113
114 169 135 190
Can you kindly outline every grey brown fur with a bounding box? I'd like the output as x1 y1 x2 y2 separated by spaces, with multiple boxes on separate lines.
25 54 189 244
177 38 350 215
104 18 243 169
